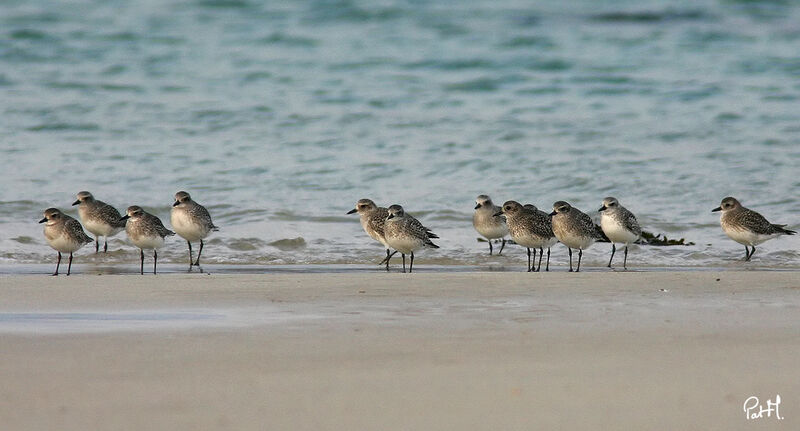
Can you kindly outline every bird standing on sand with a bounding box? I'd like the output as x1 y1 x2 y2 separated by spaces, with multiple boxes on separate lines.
550 201 603 272
72 191 126 253
498 201 556 272
121 206 175 274
712 196 795 261
473 195 508 255
383 204 439 273
171 191 218 269
599 197 641 270
347 198 396 270
39 208 93 276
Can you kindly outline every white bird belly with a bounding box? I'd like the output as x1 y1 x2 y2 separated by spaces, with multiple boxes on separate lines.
724 227 776 246
130 235 165 250
83 218 121 238
558 232 595 250
386 236 422 254
601 217 639 244
171 211 209 242
476 223 508 240
47 234 86 253
512 233 549 249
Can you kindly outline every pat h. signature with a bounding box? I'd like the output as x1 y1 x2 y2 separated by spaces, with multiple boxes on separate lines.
743 395 783 421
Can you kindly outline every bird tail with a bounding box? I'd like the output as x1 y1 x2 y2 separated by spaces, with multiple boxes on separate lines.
425 238 440 249
426 229 439 239
773 224 796 235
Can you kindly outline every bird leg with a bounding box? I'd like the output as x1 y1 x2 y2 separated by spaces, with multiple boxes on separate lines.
536 247 544 272
623 245 629 270
194 239 204 266
67 252 73 276
53 251 62 276
546 248 550 271
498 239 506 255
568 248 573 272
607 243 616 268
526 248 532 272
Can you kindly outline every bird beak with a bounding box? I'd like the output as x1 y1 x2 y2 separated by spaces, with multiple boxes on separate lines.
72 200 80 206
711 207 721 212
598 205 607 212
493 211 503 217
474 204 481 209
38 217 47 223
346 208 357 215
172 201 180 207
549 211 557 216
119 215 130 222
386 214 394 220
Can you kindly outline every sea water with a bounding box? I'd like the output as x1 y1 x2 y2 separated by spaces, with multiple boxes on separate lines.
1 0 799 271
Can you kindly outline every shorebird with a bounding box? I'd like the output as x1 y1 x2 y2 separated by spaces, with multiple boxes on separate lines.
347 198 396 270
171 191 218 269
473 195 508 255
39 208 93 276
121 206 175 274
550 201 603 272
72 191 126 253
383 204 439 273
712 197 795 261
599 197 641 269
497 201 556 272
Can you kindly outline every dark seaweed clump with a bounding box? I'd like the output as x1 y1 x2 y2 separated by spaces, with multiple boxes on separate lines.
479 229 694 247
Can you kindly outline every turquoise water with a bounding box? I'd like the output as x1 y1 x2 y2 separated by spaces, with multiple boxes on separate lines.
1 0 799 271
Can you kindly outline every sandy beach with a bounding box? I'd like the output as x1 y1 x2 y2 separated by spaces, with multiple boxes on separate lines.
0 271 796 430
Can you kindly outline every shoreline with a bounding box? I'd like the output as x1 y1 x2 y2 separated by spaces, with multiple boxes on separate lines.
1 272 797 429
2 262 800 276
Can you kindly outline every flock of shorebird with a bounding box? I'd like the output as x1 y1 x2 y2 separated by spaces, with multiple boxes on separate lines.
346 195 795 273
38 192 795 275
40 191 217 275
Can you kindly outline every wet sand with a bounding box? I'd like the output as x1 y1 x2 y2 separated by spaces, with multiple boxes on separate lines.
0 271 797 429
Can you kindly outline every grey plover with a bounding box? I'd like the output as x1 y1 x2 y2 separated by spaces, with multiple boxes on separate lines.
497 201 556 272
171 191 218 269
383 204 439 273
550 201 603 272
347 198 396 270
473 195 508 255
120 206 175 274
72 191 126 253
712 196 795 261
39 208 93 276
599 197 642 269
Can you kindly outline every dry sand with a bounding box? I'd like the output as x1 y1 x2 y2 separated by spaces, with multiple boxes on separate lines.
0 271 797 430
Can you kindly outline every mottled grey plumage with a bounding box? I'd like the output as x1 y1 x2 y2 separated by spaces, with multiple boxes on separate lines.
72 191 125 253
347 198 394 270
171 191 218 268
39 207 93 275
550 201 603 272
499 201 556 272
121 206 175 274
473 194 508 255
598 197 641 269
384 204 439 273
712 196 796 261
